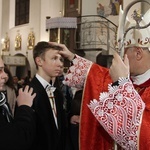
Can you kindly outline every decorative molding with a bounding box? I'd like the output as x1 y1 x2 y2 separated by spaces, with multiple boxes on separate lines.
3 56 26 66
46 17 77 29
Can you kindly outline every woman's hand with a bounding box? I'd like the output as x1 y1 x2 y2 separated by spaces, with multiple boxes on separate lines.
17 86 36 107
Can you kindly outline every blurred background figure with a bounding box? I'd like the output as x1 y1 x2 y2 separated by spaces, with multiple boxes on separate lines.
18 78 25 87
54 65 73 150
69 89 83 150
54 65 73 116
13 75 22 96
24 76 32 85
18 76 31 88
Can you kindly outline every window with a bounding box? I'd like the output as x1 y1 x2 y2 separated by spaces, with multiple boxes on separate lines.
15 0 30 26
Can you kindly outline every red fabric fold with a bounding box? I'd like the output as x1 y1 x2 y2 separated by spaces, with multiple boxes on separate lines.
80 64 114 150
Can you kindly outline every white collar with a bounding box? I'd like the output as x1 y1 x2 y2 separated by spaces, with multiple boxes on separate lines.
36 74 51 89
131 69 150 85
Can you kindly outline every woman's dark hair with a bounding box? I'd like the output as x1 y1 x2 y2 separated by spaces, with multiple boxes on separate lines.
4 65 15 90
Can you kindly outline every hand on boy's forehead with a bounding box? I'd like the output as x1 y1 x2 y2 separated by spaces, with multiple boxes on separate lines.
51 45 63 51
49 48 64 62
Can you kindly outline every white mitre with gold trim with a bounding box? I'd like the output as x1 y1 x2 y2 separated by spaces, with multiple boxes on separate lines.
117 8 150 51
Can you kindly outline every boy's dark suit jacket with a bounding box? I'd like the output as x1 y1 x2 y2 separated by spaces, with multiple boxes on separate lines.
29 76 67 150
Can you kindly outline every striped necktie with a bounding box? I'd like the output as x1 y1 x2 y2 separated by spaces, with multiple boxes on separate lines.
46 85 58 128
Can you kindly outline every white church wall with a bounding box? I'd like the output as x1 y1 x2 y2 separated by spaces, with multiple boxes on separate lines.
0 0 149 75
1 0 63 77
39 0 65 42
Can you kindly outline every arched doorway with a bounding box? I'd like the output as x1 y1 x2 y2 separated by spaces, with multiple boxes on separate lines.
4 54 31 80
15 54 31 80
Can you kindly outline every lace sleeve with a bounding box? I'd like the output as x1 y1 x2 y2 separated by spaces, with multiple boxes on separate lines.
88 77 145 149
63 54 93 89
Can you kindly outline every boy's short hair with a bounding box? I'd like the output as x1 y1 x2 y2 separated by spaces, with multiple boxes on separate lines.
33 41 62 69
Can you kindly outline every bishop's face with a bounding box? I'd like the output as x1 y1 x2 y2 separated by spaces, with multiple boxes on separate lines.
124 46 144 76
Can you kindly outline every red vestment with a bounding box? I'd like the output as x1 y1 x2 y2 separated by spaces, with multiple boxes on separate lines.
80 64 114 150
135 79 150 150
64 55 150 150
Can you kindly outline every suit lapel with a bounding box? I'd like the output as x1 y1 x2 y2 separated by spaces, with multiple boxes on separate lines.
31 77 59 130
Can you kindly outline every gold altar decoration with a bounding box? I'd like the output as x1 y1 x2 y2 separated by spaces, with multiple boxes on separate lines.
27 31 35 50
2 32 10 51
15 31 22 50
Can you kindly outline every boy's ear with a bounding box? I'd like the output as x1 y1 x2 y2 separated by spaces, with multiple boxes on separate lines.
35 57 42 67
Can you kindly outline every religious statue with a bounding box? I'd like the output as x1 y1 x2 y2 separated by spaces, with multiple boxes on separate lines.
27 31 35 50
2 32 10 51
15 32 22 50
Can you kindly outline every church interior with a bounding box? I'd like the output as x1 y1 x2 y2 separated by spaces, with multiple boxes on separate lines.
0 0 149 79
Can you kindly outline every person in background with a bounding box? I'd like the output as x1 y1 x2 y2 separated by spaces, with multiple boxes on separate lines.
13 75 22 96
24 76 31 85
54 65 73 116
29 41 67 150
54 65 73 150
0 56 36 150
18 77 25 87
49 8 150 149
69 89 83 150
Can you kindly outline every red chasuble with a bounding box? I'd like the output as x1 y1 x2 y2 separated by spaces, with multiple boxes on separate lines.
82 65 150 149
80 63 114 150
135 79 150 150
64 55 150 150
